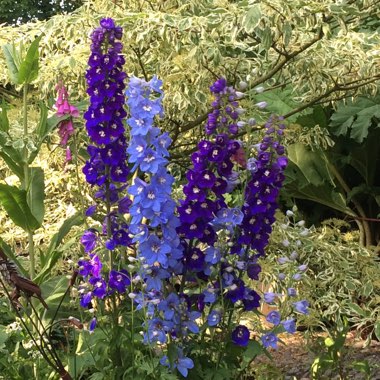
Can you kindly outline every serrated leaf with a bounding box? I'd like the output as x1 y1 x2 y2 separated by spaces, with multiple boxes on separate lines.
0 184 40 231
330 97 380 142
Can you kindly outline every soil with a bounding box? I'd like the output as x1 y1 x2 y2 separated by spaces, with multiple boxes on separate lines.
255 332 380 379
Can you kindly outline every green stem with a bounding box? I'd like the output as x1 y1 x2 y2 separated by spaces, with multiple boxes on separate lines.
22 84 36 279
328 162 372 247
72 132 89 228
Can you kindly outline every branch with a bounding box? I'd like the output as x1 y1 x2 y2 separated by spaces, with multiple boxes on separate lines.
250 28 324 89
284 74 380 118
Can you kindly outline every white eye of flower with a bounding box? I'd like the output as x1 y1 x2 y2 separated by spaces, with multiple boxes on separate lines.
190 224 197 230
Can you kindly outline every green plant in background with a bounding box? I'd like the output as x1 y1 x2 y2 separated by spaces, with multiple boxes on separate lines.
0 36 85 380
310 317 372 380
284 97 380 248
265 211 380 343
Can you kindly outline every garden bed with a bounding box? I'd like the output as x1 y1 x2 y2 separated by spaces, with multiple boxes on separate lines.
257 332 380 379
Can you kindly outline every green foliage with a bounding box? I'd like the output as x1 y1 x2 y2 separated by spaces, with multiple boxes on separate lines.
0 184 40 231
265 214 380 342
0 0 84 25
284 98 380 246
310 317 373 380
330 97 380 143
2 35 42 85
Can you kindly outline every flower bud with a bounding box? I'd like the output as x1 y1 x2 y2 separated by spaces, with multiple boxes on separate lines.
256 101 267 109
238 81 248 90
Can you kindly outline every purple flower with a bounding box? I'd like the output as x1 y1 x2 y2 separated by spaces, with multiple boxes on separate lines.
89 317 97 332
243 289 261 311
261 332 278 349
231 325 250 346
293 300 309 314
264 292 278 304
207 310 221 326
282 319 296 334
81 230 98 252
108 270 130 293
287 288 297 297
266 310 281 326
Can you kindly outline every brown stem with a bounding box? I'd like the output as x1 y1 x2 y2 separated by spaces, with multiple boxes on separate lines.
328 162 372 247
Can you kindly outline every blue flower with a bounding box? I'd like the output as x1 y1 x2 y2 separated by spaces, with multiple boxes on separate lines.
158 293 179 320
282 319 296 334
176 357 194 377
160 354 194 378
89 317 97 332
207 310 221 326
231 325 250 346
139 234 171 266
293 300 309 314
261 332 278 349
81 230 98 252
263 292 278 304
266 310 281 326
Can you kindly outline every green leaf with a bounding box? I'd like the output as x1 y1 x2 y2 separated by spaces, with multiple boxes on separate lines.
330 97 380 142
0 131 24 179
349 127 380 185
0 151 23 179
18 35 42 84
242 340 263 363
244 5 262 32
346 302 367 317
35 102 48 141
285 162 355 216
0 99 9 133
351 360 370 374
2 43 20 84
35 213 83 284
374 321 380 341
0 184 40 232
324 337 335 347
296 106 328 129
26 167 45 227
255 87 299 121
287 143 334 187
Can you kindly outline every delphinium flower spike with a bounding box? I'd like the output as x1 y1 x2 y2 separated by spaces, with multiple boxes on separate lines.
78 18 132 312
